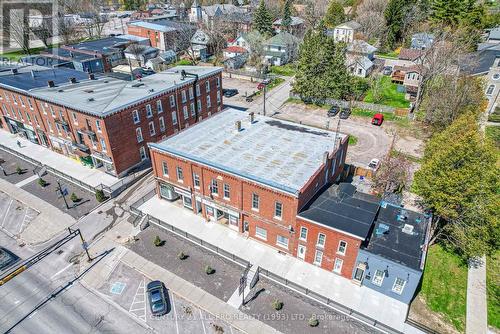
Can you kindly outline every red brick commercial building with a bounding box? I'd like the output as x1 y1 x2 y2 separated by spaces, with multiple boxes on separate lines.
127 20 196 52
148 108 366 279
0 64 223 177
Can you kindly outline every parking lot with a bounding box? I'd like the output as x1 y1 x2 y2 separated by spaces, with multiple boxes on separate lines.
99 261 245 334
0 191 38 238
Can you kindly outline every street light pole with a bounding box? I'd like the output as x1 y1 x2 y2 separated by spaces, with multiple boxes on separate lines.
68 227 92 262
56 179 69 210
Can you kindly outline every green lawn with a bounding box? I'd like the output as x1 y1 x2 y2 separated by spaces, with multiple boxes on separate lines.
375 51 399 59
348 135 358 145
420 244 467 332
364 76 410 109
0 46 49 61
488 108 500 123
487 251 500 330
269 63 297 77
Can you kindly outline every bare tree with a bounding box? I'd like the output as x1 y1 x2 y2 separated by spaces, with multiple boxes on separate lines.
5 10 31 54
355 0 388 41
30 17 54 48
126 44 146 67
373 151 412 195
303 0 329 29
56 15 80 45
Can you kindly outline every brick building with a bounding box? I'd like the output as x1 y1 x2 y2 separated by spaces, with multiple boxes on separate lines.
0 64 223 177
127 20 196 52
148 109 358 277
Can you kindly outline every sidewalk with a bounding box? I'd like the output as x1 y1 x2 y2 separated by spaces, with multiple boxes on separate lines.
0 178 75 245
466 256 487 334
0 130 119 189
82 222 280 334
138 196 422 334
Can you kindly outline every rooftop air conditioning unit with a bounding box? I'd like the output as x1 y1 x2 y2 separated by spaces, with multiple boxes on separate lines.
402 224 414 235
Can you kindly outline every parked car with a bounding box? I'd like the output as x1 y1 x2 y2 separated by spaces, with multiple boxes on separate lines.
382 66 393 76
339 107 351 119
368 158 381 170
147 280 168 316
372 113 384 126
327 105 340 117
257 79 271 90
223 89 239 98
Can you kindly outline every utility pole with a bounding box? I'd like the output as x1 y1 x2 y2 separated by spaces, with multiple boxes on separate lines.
56 179 69 210
69 227 92 262
263 65 268 116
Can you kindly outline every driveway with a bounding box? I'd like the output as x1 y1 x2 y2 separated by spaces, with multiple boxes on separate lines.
274 103 393 166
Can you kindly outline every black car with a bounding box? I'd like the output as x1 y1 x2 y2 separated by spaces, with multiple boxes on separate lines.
147 280 168 316
327 105 340 117
382 66 393 76
223 89 239 98
339 107 351 119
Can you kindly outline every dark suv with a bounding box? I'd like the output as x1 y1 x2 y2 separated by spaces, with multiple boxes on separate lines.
327 105 340 117
147 280 168 316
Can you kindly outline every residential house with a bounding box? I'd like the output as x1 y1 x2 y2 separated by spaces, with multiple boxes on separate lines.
145 50 177 71
402 65 421 100
127 20 197 52
224 54 247 70
263 32 299 66
190 29 215 61
189 1 248 28
398 48 424 63
273 16 305 36
486 27 500 44
222 12 254 35
223 46 248 60
230 31 265 54
124 45 160 66
410 33 434 50
347 40 377 60
345 40 377 78
330 21 362 43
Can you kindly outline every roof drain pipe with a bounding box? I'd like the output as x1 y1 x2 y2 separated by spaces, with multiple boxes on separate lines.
180 70 200 121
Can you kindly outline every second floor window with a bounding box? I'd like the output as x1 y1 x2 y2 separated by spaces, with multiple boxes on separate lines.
252 193 259 210
146 104 153 118
170 95 175 107
206 81 210 93
181 90 187 103
211 179 218 195
300 227 308 240
176 166 184 181
157 100 163 113
337 241 347 255
274 201 282 219
133 110 140 124
223 184 230 199
193 173 200 188
162 162 168 176
317 234 326 247
96 120 102 132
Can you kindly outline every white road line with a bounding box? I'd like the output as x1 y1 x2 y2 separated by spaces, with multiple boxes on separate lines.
129 278 147 322
14 174 39 188
0 199 13 228
18 207 28 234
230 325 234 334
171 293 180 334
199 309 207 334
50 263 74 279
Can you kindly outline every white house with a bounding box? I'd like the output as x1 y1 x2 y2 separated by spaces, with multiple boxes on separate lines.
346 55 373 78
263 32 299 66
332 20 361 43
229 31 264 53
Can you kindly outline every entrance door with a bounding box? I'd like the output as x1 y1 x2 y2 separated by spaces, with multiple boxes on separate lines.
297 245 306 260
195 200 202 213
353 265 366 285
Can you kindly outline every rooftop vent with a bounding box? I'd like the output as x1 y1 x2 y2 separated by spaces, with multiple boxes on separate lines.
402 224 414 235
69 77 77 84
87 97 95 102
88 73 95 80
149 88 154 93
47 80 55 88
235 120 241 132
132 82 144 88
58 89 64 93
84 89 94 93
11 68 18 75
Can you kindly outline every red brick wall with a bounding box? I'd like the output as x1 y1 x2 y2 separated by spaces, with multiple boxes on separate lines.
127 25 160 48
295 217 362 279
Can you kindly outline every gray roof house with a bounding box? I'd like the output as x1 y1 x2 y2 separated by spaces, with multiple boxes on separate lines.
410 33 435 50
347 40 377 60
263 32 299 66
487 27 500 43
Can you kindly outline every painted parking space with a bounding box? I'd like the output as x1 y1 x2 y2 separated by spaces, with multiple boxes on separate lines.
0 191 38 237
98 261 245 334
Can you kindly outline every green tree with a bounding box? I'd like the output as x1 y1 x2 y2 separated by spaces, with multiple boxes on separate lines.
293 29 351 102
384 0 413 50
253 0 274 36
281 0 293 31
323 1 346 28
123 0 146 10
414 112 500 259
430 0 484 28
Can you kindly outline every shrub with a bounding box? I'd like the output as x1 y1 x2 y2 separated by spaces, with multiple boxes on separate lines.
178 252 188 260
37 178 47 187
16 165 22 174
70 192 79 202
95 189 106 202
308 317 319 327
204 265 215 275
153 235 163 247
271 299 283 311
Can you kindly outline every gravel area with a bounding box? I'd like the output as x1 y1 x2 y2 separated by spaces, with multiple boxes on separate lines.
240 277 379 334
128 225 244 302
21 172 99 218
0 152 36 184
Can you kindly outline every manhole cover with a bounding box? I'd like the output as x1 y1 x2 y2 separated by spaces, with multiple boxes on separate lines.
110 282 126 295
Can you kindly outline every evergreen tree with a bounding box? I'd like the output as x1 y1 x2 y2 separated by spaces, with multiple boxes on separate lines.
384 0 411 50
414 112 499 259
293 29 351 102
281 0 293 32
123 0 145 10
232 0 241 7
323 1 346 28
430 0 484 28
253 0 274 36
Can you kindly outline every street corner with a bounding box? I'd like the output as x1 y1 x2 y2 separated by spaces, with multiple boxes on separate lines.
0 190 39 239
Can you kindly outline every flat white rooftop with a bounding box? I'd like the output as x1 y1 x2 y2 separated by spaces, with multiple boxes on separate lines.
150 108 346 194
30 66 222 117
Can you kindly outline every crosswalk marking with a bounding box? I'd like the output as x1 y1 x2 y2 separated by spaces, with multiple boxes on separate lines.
129 278 147 322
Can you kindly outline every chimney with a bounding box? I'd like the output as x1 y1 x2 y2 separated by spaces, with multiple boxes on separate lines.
47 80 55 88
323 151 329 164
88 73 95 80
249 112 255 123
69 77 77 84
235 120 241 132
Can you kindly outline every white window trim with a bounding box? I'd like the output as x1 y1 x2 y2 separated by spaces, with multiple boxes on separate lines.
162 162 169 177
251 193 259 211
276 235 289 249
149 121 156 136
133 110 140 124
299 227 308 241
157 100 163 113
392 278 406 295
372 270 385 286
317 233 326 248
274 201 282 220
136 127 143 143
255 226 267 240
333 258 343 274
313 250 323 266
337 240 347 255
